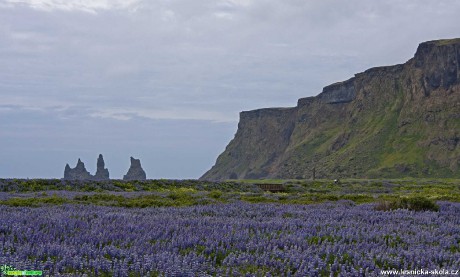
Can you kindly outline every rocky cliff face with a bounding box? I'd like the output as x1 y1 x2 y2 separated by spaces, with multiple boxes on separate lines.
201 38 460 180
123 157 147 180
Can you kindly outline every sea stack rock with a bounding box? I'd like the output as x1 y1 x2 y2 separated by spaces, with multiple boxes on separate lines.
123 157 146 180
93 154 110 180
64 164 71 179
64 159 92 180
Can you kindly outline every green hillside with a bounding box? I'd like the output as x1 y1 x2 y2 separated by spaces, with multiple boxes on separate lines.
202 39 460 180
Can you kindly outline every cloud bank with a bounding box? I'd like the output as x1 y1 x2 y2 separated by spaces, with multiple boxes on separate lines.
1 0 460 178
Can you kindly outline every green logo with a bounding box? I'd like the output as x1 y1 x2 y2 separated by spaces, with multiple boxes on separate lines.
0 265 42 276
0 264 16 276
0 265 16 275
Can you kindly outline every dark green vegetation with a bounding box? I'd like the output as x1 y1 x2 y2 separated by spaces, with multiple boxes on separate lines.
0 178 456 211
202 39 460 180
375 196 439 212
0 178 259 193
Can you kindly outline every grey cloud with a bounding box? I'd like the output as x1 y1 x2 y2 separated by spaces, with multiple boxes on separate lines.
4 0 140 13
1 0 460 178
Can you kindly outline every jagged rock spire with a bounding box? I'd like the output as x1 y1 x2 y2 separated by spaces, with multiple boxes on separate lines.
97 154 105 168
93 154 110 180
123 157 146 180
64 164 71 179
63 158 92 180
63 154 110 180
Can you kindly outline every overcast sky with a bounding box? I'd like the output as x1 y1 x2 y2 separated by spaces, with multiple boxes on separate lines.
1 0 459 179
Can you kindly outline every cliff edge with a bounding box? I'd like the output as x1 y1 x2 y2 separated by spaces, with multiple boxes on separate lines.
201 39 460 180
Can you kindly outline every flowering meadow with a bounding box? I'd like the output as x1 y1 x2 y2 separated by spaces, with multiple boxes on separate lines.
1 201 459 276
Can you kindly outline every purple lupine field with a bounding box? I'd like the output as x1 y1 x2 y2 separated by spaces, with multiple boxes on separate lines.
1 201 459 276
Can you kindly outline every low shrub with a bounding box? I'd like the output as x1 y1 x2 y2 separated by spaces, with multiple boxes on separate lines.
208 190 223 199
375 196 439 212
0 195 68 207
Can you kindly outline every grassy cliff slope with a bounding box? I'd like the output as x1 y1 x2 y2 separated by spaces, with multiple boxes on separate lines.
202 39 460 180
